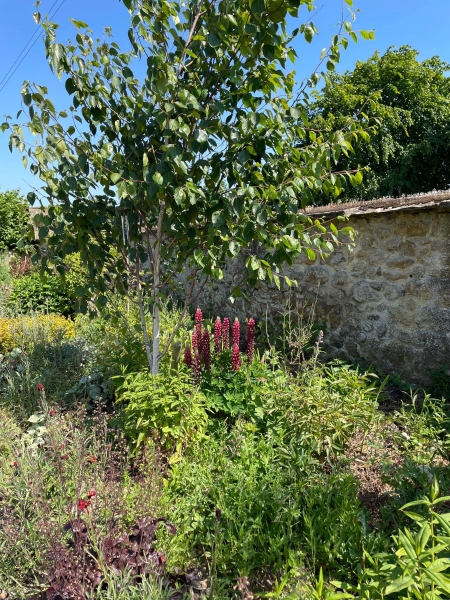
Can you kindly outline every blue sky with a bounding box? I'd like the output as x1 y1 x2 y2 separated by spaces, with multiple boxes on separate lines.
0 0 449 196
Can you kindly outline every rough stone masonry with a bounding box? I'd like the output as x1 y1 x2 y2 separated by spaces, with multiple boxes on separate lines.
195 191 450 384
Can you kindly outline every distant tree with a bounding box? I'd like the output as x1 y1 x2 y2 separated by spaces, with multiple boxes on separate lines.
3 0 373 373
311 46 450 201
0 189 30 251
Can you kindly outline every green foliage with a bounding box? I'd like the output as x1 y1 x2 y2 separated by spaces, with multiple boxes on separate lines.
201 348 287 422
0 189 30 251
331 478 450 599
4 0 372 372
394 392 450 463
268 361 382 457
65 370 114 408
7 272 70 314
0 253 12 288
116 367 208 454
160 422 368 580
312 46 450 200
428 366 450 401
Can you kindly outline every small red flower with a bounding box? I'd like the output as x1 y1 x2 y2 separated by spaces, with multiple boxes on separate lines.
77 498 90 511
247 318 256 363
87 455 97 463
60 443 65 449
37 383 45 392
49 409 55 416
87 489 97 499
61 454 68 460
13 461 18 468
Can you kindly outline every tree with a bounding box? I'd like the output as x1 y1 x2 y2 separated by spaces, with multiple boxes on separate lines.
3 0 372 374
311 46 450 201
0 190 30 252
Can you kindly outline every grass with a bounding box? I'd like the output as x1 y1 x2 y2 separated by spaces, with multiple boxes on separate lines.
1 292 450 599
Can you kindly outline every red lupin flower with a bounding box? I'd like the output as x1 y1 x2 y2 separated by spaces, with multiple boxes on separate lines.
214 317 222 355
231 344 241 371
222 317 230 350
195 308 203 353
232 318 240 348
195 307 203 325
184 345 193 368
193 348 202 381
202 329 211 372
192 328 199 350
247 318 256 363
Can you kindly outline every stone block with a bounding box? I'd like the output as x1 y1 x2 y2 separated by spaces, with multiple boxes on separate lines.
394 218 429 237
352 281 381 303
332 271 348 286
382 283 405 301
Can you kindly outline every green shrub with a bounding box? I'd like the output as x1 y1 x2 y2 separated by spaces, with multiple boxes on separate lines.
267 361 382 458
116 367 208 455
160 422 369 583
201 347 288 423
0 189 30 251
7 272 69 314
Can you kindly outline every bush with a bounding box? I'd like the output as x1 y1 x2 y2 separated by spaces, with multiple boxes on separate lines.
8 272 70 314
0 189 30 251
267 361 382 458
116 367 208 455
160 422 369 582
0 313 75 353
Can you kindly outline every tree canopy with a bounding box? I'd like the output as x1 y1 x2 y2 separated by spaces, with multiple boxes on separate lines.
311 46 450 201
2 0 372 372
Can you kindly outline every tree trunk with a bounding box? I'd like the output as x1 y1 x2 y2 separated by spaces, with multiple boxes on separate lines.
150 201 166 376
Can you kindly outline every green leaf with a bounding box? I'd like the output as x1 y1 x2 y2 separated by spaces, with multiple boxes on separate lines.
384 576 415 595
153 172 164 185
110 173 121 184
207 33 221 47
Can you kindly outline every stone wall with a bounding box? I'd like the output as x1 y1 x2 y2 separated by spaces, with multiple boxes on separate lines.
194 194 450 384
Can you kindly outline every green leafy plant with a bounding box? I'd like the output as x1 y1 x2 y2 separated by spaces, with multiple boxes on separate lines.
0 189 30 251
330 477 450 599
160 421 368 583
8 272 70 314
116 367 208 455
268 361 383 458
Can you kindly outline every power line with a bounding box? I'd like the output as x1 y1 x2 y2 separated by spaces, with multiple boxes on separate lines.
0 0 68 95
0 0 61 90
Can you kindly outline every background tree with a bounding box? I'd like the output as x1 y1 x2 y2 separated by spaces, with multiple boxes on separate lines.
0 189 30 252
3 0 372 374
311 46 450 201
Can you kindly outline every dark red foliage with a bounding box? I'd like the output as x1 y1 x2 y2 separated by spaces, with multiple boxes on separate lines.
46 517 175 600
